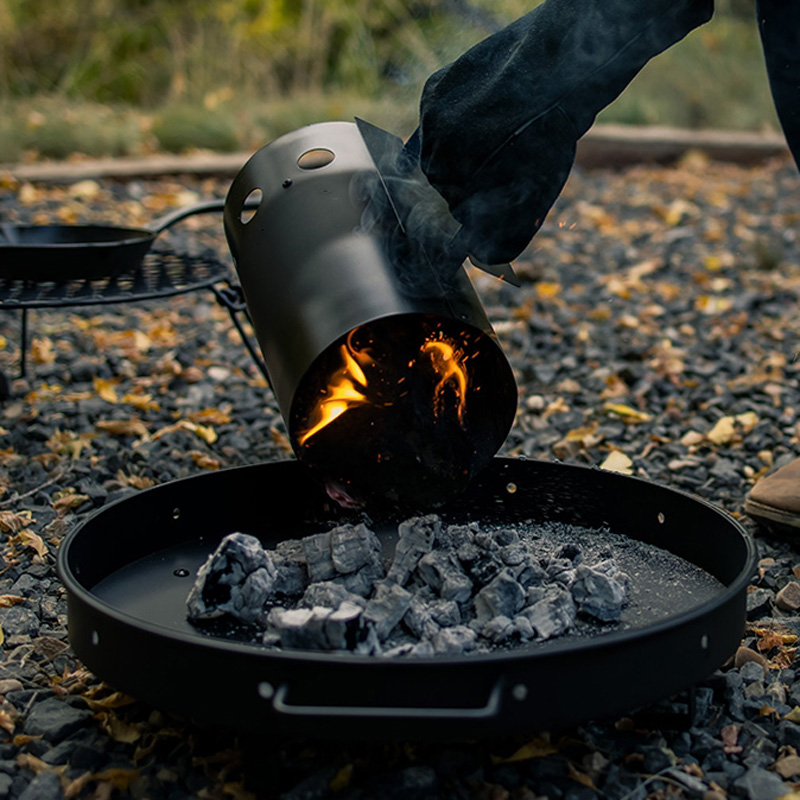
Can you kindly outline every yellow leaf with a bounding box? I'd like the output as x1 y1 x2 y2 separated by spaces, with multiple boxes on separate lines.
784 707 800 723
31 337 56 365
0 626 4 646
187 422 217 445
736 411 759 433
52 490 91 513
603 403 652 423
567 763 597 790
93 377 119 404
0 708 15 734
96 711 142 744
564 423 599 442
191 452 221 470
92 767 141 789
121 393 160 412
707 416 736 445
0 510 34 533
600 450 634 475
95 418 149 438
14 530 49 559
329 764 353 792
83 690 137 711
535 282 561 300
188 408 233 425
492 737 557 764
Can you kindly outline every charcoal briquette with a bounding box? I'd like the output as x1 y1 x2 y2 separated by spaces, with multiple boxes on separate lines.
431 625 478 656
474 570 526 623
522 587 577 640
363 582 413 640
386 515 440 585
268 606 332 650
302 531 336 583
187 532 277 623
417 551 473 603
571 562 628 623
301 581 366 610
404 596 440 640
499 543 526 566
429 599 461 628
324 601 363 650
330 523 382 575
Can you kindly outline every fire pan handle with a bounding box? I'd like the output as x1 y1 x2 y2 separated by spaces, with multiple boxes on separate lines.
269 680 503 721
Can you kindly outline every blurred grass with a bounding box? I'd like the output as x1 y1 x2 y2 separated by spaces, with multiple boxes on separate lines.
0 4 783 164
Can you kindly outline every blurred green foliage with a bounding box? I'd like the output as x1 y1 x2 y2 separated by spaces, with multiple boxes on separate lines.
0 0 782 161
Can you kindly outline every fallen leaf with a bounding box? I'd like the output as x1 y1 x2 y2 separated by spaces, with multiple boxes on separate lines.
0 708 15 734
270 427 293 454
92 767 141 790
0 510 34 533
83 689 137 712
600 450 634 474
121 393 160 412
95 418 149 438
221 782 257 800
191 452 221 470
46 429 96 459
93 377 120 404
96 711 142 744
0 595 25 608
567 763 597 790
603 403 652 424
785 707 800 724
491 737 557 764
31 337 56 365
12 530 48 559
52 490 90 513
329 764 353 792
187 407 233 425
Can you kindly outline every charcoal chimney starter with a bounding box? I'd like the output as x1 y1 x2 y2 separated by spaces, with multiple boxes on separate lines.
224 122 516 507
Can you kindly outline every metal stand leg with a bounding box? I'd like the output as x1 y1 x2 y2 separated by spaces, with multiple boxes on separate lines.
19 308 28 380
211 283 271 384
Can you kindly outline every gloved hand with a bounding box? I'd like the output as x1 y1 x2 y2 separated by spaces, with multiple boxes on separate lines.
415 0 714 265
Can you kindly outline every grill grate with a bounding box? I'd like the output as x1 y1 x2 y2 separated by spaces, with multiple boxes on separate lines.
0 248 231 310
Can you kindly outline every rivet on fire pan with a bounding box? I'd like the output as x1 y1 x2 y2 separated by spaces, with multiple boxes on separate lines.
224 122 517 508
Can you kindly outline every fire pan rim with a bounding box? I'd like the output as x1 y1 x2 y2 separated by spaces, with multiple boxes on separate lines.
56 457 756 735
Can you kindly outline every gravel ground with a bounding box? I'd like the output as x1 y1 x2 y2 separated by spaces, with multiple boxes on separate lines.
0 152 799 799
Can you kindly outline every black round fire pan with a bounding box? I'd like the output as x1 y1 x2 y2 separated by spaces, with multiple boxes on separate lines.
57 458 756 740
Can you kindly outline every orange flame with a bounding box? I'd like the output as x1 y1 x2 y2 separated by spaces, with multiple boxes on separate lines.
297 331 373 446
420 335 469 425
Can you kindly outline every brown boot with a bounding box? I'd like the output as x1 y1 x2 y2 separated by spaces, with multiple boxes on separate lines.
744 457 800 530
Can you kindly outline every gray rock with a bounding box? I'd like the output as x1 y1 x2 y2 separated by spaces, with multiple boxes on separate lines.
0 774 10 798
19 771 63 800
23 696 92 742
330 523 382 575
731 766 788 799
386 515 439 585
0 606 39 637
474 570 526 623
363 583 413 640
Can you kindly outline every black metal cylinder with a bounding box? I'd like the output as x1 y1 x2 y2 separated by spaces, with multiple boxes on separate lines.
224 122 516 506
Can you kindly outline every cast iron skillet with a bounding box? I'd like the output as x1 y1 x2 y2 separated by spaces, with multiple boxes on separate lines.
0 198 234 282
58 457 756 739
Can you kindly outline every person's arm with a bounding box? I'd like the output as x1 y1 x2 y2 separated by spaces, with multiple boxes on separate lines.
756 0 800 171
417 0 714 265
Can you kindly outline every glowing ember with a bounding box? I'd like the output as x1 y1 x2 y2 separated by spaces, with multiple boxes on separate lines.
297 324 473 451
297 331 373 446
420 336 469 425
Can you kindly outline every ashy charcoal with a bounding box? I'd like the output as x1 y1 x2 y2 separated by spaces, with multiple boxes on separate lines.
324 601 363 650
363 582 414 640
404 596 440 640
522 587 577 640
429 599 461 628
499 543 527 566
546 557 576 588
330 523 383 575
417 551 473 602
571 560 629 622
387 515 440 585
268 606 331 650
302 531 336 583
432 625 478 656
441 523 478 550
334 560 385 596
301 581 366 610
474 570 526 623
187 532 277 625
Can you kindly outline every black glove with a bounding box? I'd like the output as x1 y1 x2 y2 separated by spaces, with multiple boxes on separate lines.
757 0 800 171
417 0 714 265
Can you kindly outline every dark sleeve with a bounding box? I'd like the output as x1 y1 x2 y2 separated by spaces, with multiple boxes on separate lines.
756 0 800 171
418 0 714 263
